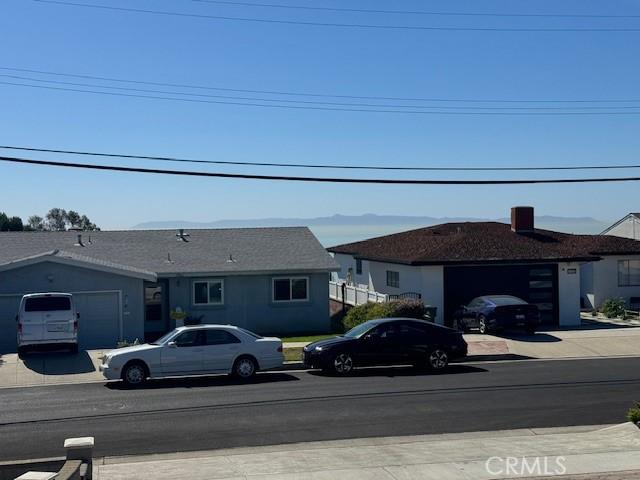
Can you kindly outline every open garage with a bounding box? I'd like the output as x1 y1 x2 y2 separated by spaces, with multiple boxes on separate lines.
443 264 559 327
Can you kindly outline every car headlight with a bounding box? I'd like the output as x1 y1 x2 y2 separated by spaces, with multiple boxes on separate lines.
314 346 324 351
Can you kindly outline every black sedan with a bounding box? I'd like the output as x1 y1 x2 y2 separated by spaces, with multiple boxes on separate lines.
303 318 468 375
453 295 540 334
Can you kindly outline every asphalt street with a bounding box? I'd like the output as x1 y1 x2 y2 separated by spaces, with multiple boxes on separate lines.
1 357 639 461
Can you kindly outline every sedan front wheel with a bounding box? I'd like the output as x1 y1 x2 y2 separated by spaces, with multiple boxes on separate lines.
332 353 354 375
122 361 147 387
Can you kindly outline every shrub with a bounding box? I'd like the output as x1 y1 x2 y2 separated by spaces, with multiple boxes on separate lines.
601 298 627 319
385 299 426 319
343 302 389 330
342 299 426 330
627 402 640 425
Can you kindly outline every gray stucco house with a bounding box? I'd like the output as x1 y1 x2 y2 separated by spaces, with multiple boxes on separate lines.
0 227 338 353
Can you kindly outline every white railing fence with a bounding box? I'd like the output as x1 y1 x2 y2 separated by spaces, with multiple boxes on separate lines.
329 281 388 306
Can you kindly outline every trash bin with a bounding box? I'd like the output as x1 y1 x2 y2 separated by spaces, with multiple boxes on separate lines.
423 306 437 322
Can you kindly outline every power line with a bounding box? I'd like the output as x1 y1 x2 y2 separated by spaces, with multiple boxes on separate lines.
33 0 640 32
193 0 640 19
4 74 640 111
3 155 640 184
2 66 637 104
3 145 640 172
4 81 640 115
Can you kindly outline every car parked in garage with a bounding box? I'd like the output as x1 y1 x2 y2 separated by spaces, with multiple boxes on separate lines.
99 325 284 386
17 293 79 355
453 295 540 334
303 317 468 375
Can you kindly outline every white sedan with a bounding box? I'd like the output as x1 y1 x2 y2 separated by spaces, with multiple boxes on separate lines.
100 325 284 386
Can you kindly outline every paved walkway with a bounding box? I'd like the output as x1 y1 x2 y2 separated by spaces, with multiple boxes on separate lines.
95 423 640 480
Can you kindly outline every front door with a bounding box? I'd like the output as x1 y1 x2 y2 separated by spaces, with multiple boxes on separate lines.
161 329 204 374
356 323 404 366
144 281 168 341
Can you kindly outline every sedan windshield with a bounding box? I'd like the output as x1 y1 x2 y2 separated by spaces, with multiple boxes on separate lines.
150 330 178 345
343 321 377 339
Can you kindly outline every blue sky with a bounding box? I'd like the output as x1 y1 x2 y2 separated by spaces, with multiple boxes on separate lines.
1 0 639 230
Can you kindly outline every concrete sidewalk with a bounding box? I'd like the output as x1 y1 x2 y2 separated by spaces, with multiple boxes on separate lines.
95 423 640 480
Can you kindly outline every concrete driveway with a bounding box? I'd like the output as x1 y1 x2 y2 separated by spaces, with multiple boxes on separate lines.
0 349 106 388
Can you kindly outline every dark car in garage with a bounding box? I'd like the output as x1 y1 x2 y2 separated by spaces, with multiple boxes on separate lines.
453 295 540 334
303 317 468 375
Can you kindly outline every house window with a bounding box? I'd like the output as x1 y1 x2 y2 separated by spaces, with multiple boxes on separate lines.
273 277 309 302
618 260 640 286
193 280 224 305
356 259 362 275
386 270 400 288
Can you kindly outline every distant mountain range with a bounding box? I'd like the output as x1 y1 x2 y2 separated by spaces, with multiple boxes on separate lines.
132 214 612 247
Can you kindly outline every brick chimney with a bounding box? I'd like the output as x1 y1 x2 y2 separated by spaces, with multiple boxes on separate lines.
511 206 534 233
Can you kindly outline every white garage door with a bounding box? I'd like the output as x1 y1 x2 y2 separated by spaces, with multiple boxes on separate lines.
0 295 21 353
0 291 120 353
74 292 121 350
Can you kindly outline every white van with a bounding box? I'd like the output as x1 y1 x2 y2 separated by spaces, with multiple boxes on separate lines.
17 293 79 355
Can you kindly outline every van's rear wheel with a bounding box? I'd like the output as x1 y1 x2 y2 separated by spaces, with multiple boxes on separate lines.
122 361 148 387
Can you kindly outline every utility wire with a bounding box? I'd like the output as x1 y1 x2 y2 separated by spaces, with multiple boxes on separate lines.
4 81 640 115
33 1 640 32
3 145 640 172
4 74 639 111
193 0 640 19
3 155 640 184
2 67 637 104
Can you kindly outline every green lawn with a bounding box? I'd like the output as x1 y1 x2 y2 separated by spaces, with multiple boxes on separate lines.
280 333 341 343
283 347 303 363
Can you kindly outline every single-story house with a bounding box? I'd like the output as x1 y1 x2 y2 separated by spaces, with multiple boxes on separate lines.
328 206 640 327
0 227 339 353
601 213 640 241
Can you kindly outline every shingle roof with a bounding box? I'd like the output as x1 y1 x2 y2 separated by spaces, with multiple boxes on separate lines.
0 227 339 275
328 222 640 265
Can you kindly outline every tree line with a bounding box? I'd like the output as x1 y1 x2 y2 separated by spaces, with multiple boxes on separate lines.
0 208 100 232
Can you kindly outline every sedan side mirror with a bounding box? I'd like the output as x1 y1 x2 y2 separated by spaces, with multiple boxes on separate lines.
167 341 177 348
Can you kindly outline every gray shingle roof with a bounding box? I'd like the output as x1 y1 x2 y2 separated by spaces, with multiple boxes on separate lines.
0 227 339 275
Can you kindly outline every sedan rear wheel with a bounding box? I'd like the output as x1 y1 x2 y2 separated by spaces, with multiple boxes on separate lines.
332 353 354 375
233 356 257 380
428 349 449 370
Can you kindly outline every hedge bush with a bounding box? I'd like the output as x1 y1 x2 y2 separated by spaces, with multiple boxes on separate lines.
342 299 426 330
627 402 640 425
601 297 626 319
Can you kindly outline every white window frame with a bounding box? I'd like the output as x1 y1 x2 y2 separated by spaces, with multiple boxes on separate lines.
618 260 640 287
386 270 400 288
192 279 225 306
272 276 309 303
